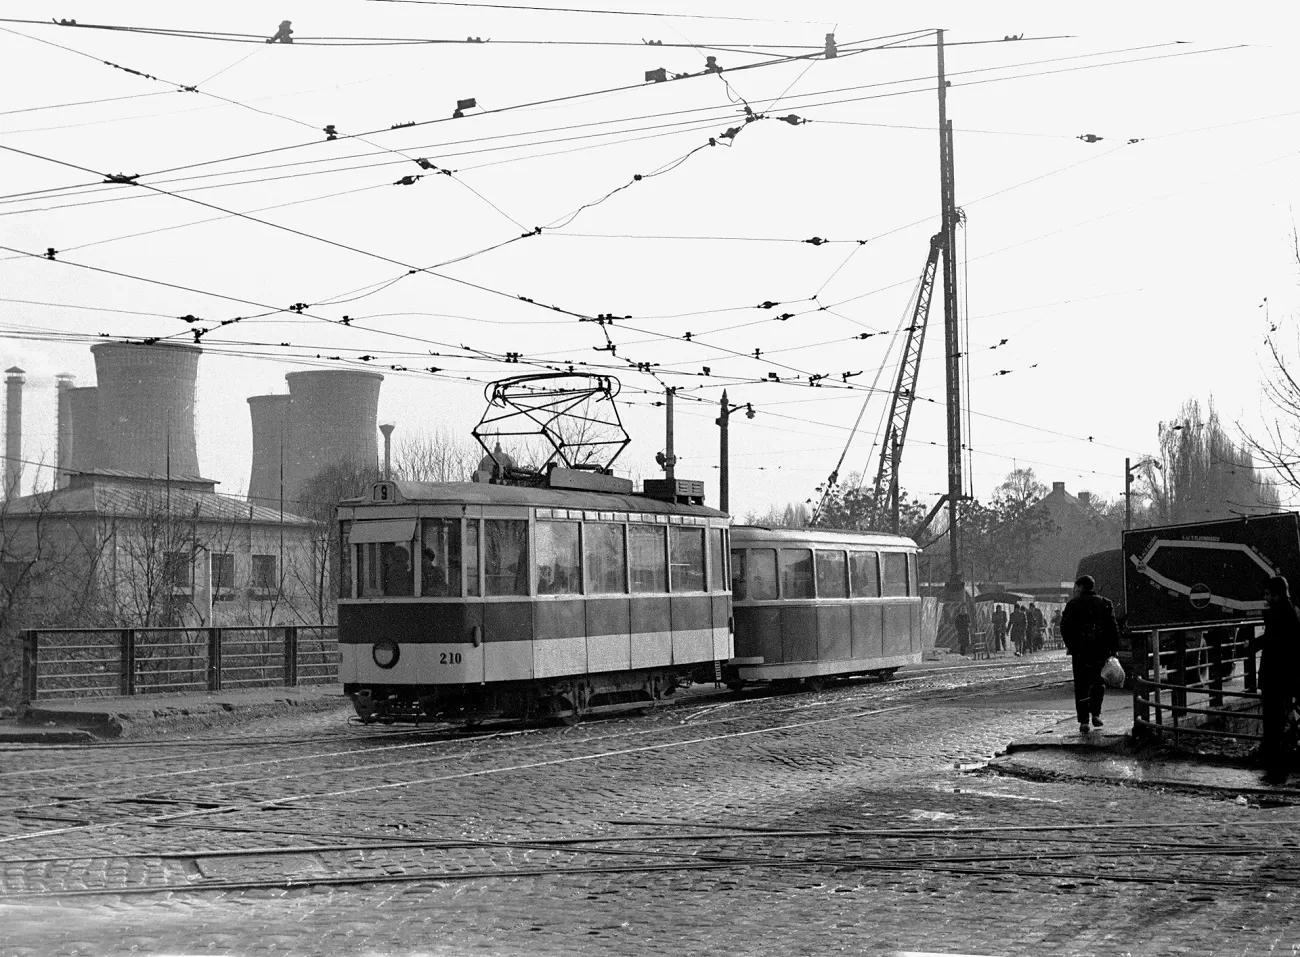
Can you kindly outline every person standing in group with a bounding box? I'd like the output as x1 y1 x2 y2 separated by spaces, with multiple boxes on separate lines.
1009 604 1027 656
1060 575 1120 735
992 604 1009 654
1051 608 1063 648
955 605 971 658
1028 603 1046 653
1252 575 1300 784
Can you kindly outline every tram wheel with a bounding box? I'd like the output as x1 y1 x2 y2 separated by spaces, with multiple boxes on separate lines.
803 676 826 693
544 696 581 727
726 679 746 694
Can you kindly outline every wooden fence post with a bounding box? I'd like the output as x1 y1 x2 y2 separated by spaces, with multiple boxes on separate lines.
21 629 37 704
284 625 298 687
207 628 222 692
120 629 136 696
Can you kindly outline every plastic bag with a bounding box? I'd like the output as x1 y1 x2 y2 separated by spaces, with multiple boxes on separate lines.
1101 655 1126 688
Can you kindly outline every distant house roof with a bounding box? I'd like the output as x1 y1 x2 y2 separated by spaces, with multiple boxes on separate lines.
8 472 312 527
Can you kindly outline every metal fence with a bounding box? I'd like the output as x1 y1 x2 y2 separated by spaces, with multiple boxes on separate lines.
21 625 339 703
1131 621 1261 746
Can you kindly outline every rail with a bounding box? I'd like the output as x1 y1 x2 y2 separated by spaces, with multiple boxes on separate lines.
21 625 339 703
1130 620 1261 747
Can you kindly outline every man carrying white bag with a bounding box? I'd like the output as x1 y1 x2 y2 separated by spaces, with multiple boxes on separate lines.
1061 574 1122 735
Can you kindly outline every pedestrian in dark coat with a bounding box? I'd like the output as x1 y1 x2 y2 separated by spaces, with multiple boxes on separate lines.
955 607 971 657
1252 575 1300 783
991 605 1008 653
1009 604 1027 656
1060 575 1119 734
1028 603 1046 652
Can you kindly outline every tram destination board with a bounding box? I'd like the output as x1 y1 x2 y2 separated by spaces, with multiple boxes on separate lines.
1122 511 1300 629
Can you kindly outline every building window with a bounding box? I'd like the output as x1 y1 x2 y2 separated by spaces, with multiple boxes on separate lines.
252 554 278 595
211 553 235 601
165 552 193 591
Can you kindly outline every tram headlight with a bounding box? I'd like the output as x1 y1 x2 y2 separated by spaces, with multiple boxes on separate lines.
372 639 401 669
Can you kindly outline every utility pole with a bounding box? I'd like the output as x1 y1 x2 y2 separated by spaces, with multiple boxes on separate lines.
1125 457 1133 531
717 390 730 513
656 386 677 480
937 29 964 599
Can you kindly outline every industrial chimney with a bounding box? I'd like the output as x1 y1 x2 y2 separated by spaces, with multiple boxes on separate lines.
246 394 290 508
90 342 202 477
65 385 102 476
283 369 383 509
55 373 74 489
4 366 24 498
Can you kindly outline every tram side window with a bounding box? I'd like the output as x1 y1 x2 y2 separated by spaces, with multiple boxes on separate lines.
710 527 727 592
420 518 461 598
339 521 352 599
882 552 909 597
780 548 814 600
465 521 481 597
358 541 414 597
537 521 581 595
585 522 626 594
485 519 529 596
749 548 778 601
850 551 879 598
815 549 848 598
670 526 706 592
629 525 667 593
731 549 747 600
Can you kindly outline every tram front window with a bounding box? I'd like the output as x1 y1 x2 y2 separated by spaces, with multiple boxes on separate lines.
358 541 414 597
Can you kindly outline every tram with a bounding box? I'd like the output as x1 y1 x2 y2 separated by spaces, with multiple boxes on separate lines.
726 525 923 691
337 469 733 724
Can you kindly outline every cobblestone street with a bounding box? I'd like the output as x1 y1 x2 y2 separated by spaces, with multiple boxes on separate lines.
2 658 1298 956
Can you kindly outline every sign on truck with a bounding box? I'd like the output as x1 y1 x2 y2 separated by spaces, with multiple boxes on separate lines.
1122 512 1300 630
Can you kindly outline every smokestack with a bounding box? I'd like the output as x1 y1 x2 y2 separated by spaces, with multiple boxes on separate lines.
55 374 74 489
4 366 24 498
91 342 202 477
247 394 290 507
66 386 102 476
283 369 383 508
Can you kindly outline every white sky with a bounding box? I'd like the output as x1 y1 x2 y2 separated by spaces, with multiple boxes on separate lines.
2 1 1299 519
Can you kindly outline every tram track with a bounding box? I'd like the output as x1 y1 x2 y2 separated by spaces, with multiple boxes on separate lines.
5 819 1296 899
0 658 1068 823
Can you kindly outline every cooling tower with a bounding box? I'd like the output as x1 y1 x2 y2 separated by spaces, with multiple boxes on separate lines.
65 385 102 476
246 394 291 508
4 367 24 498
283 369 383 507
55 374 74 489
91 342 201 477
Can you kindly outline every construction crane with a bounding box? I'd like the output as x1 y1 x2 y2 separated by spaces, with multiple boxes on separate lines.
870 233 942 533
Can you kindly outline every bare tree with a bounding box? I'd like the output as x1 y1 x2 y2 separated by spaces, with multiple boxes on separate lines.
392 426 479 483
290 461 383 624
1144 397 1279 524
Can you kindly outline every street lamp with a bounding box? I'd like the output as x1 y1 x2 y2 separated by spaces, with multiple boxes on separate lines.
715 389 754 514
1124 456 1160 530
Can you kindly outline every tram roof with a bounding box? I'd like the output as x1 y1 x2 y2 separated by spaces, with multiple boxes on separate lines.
347 480 729 520
731 524 918 549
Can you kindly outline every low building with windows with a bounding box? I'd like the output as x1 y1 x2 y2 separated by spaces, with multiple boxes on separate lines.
1 470 322 628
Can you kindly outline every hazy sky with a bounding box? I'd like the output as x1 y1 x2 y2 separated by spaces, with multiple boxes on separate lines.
3 1 1299 519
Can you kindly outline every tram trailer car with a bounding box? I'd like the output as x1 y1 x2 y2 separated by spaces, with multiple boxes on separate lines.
726 525 924 691
338 472 733 724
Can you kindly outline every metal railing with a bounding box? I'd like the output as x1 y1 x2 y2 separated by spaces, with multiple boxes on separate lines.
1131 621 1261 746
21 625 339 703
